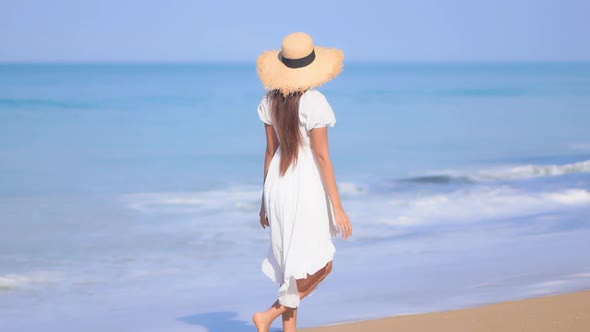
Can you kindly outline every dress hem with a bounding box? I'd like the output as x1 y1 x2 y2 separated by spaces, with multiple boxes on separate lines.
261 243 335 308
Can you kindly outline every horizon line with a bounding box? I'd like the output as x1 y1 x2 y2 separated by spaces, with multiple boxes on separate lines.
1 59 590 65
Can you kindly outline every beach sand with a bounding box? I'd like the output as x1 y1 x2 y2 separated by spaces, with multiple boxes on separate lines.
303 289 590 332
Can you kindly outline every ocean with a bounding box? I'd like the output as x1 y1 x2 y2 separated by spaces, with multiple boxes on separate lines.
1 62 589 331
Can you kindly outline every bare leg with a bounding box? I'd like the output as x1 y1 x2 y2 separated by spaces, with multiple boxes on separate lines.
254 261 333 332
282 307 297 332
253 300 286 332
297 261 333 300
282 261 334 332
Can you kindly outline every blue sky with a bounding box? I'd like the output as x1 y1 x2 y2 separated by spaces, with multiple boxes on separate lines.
1 0 589 62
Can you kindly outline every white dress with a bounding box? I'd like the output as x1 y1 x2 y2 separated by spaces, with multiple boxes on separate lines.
257 89 338 308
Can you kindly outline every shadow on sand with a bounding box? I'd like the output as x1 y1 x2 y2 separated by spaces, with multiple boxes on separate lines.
178 311 282 332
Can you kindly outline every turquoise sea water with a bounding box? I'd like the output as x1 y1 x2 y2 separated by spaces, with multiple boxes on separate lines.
1 62 590 331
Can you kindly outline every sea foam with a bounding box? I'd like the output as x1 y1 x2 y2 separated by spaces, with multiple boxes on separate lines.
376 187 590 226
0 271 62 290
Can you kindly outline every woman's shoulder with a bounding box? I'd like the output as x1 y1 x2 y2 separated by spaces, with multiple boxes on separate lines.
259 93 270 105
300 89 331 110
302 89 328 101
299 89 336 130
257 93 272 125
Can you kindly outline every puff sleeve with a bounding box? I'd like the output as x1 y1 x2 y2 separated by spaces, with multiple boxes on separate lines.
257 96 272 125
304 91 336 132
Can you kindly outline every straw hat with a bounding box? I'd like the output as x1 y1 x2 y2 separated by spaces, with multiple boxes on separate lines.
256 32 344 95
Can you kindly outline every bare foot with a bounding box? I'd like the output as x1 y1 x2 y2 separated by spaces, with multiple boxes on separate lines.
253 312 271 332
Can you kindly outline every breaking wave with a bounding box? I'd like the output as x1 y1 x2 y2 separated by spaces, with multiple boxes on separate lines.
399 160 590 184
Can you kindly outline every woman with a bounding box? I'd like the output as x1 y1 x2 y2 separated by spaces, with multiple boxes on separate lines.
253 32 353 332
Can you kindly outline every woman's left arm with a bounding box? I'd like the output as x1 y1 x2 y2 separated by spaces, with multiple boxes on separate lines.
260 124 279 228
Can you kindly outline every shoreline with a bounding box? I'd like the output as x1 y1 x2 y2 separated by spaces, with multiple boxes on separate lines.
302 288 590 332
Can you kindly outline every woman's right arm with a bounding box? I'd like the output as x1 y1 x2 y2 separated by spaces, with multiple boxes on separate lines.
263 124 279 183
260 123 279 229
310 127 352 239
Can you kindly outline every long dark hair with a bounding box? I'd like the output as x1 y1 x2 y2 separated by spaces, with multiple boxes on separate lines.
266 89 304 176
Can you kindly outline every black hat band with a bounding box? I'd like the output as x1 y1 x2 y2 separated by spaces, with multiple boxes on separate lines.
281 49 316 68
